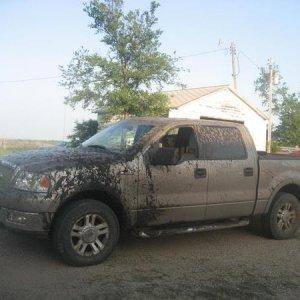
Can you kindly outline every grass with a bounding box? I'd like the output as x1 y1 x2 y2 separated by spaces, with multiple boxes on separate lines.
0 139 58 156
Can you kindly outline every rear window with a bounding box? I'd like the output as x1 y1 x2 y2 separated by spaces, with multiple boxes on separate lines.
198 126 247 160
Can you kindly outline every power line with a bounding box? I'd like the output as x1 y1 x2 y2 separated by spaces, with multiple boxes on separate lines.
0 48 227 84
239 50 260 70
0 47 259 84
0 75 58 84
178 48 228 59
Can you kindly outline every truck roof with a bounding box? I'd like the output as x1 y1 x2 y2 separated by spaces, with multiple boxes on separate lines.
126 117 244 128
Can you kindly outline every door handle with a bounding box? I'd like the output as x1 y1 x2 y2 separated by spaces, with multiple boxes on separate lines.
195 168 207 178
244 167 254 177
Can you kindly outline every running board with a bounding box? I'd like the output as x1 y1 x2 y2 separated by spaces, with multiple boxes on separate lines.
137 219 249 238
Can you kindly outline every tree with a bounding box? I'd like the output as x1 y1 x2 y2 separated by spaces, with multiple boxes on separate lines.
254 62 300 147
60 0 178 122
68 119 99 147
254 62 288 114
274 93 300 146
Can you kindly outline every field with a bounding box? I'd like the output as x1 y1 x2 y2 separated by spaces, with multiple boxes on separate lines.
0 139 58 156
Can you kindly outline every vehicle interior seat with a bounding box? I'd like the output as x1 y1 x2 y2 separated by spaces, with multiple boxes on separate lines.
174 127 197 163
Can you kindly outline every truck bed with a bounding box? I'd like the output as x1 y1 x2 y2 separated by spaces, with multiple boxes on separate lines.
256 153 300 215
258 152 300 160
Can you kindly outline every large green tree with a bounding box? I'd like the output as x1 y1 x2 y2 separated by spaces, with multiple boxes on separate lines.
274 93 300 146
60 0 178 122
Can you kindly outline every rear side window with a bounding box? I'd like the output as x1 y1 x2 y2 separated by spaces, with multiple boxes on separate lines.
198 126 247 160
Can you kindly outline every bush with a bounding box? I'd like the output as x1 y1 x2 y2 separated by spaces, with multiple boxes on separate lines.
271 141 281 153
68 119 98 147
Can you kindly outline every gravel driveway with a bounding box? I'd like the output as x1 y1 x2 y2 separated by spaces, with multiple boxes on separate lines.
0 226 299 299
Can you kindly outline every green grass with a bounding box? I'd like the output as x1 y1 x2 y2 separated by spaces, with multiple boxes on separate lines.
0 139 58 157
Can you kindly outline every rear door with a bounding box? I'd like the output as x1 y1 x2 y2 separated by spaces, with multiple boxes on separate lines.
197 124 257 220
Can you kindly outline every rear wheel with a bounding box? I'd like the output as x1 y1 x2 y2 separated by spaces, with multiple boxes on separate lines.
52 199 119 266
263 192 299 239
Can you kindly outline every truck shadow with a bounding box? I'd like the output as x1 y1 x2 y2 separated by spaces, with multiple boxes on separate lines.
0 225 298 268
1 225 299 299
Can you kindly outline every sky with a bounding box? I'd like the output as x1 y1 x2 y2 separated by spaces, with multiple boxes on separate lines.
0 0 299 140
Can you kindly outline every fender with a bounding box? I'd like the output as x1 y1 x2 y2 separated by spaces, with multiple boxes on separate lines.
49 182 137 229
264 179 300 214
49 181 122 212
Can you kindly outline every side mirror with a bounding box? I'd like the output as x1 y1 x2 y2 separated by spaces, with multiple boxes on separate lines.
148 147 175 166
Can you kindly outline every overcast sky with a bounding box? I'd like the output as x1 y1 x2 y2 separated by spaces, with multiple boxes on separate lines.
1 0 299 140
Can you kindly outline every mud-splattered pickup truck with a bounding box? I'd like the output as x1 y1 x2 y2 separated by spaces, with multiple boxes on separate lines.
0 117 299 266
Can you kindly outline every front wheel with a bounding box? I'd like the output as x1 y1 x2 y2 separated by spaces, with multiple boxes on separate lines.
52 199 119 266
263 192 299 239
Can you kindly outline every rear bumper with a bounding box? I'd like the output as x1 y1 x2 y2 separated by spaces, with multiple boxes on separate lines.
0 206 50 233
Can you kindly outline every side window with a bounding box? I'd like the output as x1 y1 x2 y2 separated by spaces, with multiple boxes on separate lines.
199 126 247 160
149 126 198 165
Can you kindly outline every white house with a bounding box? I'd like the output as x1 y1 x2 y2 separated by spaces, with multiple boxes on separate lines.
166 85 268 151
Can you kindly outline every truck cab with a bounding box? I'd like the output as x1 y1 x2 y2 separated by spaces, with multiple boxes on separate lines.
137 118 258 226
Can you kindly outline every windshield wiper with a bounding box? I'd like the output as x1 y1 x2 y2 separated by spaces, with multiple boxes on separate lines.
85 145 107 150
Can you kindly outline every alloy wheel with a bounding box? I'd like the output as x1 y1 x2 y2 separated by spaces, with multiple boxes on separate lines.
71 213 109 256
276 202 296 232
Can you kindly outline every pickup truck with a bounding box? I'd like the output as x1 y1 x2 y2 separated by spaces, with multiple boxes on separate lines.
0 117 299 266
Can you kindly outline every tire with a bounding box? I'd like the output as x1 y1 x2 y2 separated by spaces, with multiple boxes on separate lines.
52 199 119 266
263 192 299 239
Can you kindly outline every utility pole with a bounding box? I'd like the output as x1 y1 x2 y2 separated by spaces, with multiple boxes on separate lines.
267 58 273 153
230 42 237 90
180 83 187 90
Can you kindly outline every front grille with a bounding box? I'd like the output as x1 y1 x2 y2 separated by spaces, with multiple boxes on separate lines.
0 162 15 188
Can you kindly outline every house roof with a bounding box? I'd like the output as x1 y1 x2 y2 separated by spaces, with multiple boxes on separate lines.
165 85 268 120
165 85 227 108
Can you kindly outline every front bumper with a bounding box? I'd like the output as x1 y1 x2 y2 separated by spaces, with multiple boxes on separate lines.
0 186 56 233
0 206 50 233
0 187 53 212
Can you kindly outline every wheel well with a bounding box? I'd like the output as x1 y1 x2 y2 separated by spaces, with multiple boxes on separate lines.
277 184 300 201
51 190 128 230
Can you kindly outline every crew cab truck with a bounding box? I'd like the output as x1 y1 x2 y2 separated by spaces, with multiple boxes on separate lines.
0 117 299 266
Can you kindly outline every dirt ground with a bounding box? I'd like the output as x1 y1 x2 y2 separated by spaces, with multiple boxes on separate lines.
0 225 299 299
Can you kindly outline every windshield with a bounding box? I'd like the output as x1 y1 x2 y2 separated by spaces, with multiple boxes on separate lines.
82 121 154 152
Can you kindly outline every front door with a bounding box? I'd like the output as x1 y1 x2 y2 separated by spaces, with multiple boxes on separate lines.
136 125 208 226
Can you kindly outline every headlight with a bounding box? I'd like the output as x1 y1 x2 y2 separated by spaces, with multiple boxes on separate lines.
15 171 52 193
